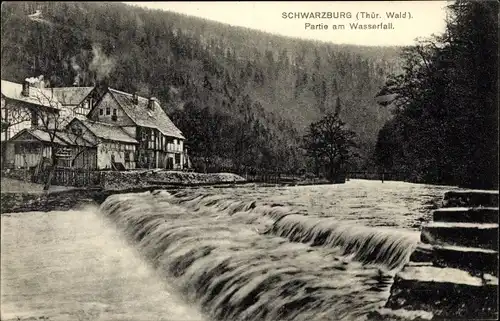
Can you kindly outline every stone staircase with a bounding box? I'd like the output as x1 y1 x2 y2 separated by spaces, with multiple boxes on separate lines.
377 190 499 320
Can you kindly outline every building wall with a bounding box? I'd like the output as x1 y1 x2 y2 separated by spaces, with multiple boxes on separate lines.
74 97 94 116
12 142 51 168
10 141 97 170
1 97 67 141
136 128 185 170
97 142 136 170
1 98 33 141
71 147 97 169
89 93 135 126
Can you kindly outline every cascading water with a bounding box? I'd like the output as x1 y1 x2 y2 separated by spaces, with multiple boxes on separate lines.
99 187 424 321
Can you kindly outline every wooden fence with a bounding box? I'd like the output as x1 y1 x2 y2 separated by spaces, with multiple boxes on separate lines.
346 171 407 182
32 167 102 187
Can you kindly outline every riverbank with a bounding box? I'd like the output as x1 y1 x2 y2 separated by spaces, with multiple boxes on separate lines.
0 171 246 214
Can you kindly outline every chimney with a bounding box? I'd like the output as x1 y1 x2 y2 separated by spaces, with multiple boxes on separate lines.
133 92 139 105
148 97 156 110
22 81 30 97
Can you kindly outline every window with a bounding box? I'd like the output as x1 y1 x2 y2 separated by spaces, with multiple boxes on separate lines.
111 109 117 121
106 107 110 115
124 151 130 162
175 153 181 165
99 109 103 116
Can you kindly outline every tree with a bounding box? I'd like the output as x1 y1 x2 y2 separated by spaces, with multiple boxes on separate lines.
374 0 498 188
303 112 357 182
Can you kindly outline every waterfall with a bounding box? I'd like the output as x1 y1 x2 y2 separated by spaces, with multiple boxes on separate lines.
99 190 421 321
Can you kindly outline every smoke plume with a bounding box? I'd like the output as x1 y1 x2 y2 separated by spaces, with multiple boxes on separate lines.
70 56 81 86
25 75 47 88
89 44 115 82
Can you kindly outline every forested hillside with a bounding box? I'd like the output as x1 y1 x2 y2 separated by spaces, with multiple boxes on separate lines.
1 1 401 173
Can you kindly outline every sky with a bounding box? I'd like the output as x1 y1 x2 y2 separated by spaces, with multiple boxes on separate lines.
124 1 449 46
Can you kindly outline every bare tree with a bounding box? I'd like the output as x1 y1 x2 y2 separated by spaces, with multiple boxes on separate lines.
27 80 96 190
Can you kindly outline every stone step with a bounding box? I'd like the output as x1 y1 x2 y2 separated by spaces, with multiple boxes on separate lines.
420 222 498 250
409 243 434 262
432 207 499 223
385 266 498 319
443 190 499 208
409 243 498 276
432 244 498 277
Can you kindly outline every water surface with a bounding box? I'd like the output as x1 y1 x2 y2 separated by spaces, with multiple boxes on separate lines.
1 179 460 321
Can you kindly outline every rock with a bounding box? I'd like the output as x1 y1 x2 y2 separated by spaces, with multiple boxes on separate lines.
385 266 498 320
443 190 498 208
432 207 498 224
420 222 498 250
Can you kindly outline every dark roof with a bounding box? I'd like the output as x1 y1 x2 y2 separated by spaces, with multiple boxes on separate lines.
77 119 138 144
108 88 185 139
51 87 94 106
55 130 96 147
1 80 62 109
9 128 69 145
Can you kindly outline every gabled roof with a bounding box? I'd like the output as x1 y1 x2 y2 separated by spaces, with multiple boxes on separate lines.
9 128 69 145
55 130 96 147
107 88 185 140
1 80 62 110
51 87 95 106
76 118 138 144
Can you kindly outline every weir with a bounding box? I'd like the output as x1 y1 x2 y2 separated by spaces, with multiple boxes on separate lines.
98 189 424 321
377 189 499 320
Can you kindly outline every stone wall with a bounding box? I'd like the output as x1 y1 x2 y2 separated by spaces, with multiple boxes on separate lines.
100 170 245 190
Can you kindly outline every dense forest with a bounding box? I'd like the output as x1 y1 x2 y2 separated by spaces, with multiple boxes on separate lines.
374 0 498 189
1 1 401 174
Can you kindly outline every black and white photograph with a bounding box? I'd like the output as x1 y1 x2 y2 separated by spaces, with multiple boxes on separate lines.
0 1 498 320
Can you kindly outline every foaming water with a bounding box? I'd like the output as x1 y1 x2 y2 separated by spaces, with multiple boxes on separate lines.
266 214 420 270
99 182 437 321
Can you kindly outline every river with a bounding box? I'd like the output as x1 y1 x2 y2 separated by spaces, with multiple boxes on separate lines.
1 180 462 321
